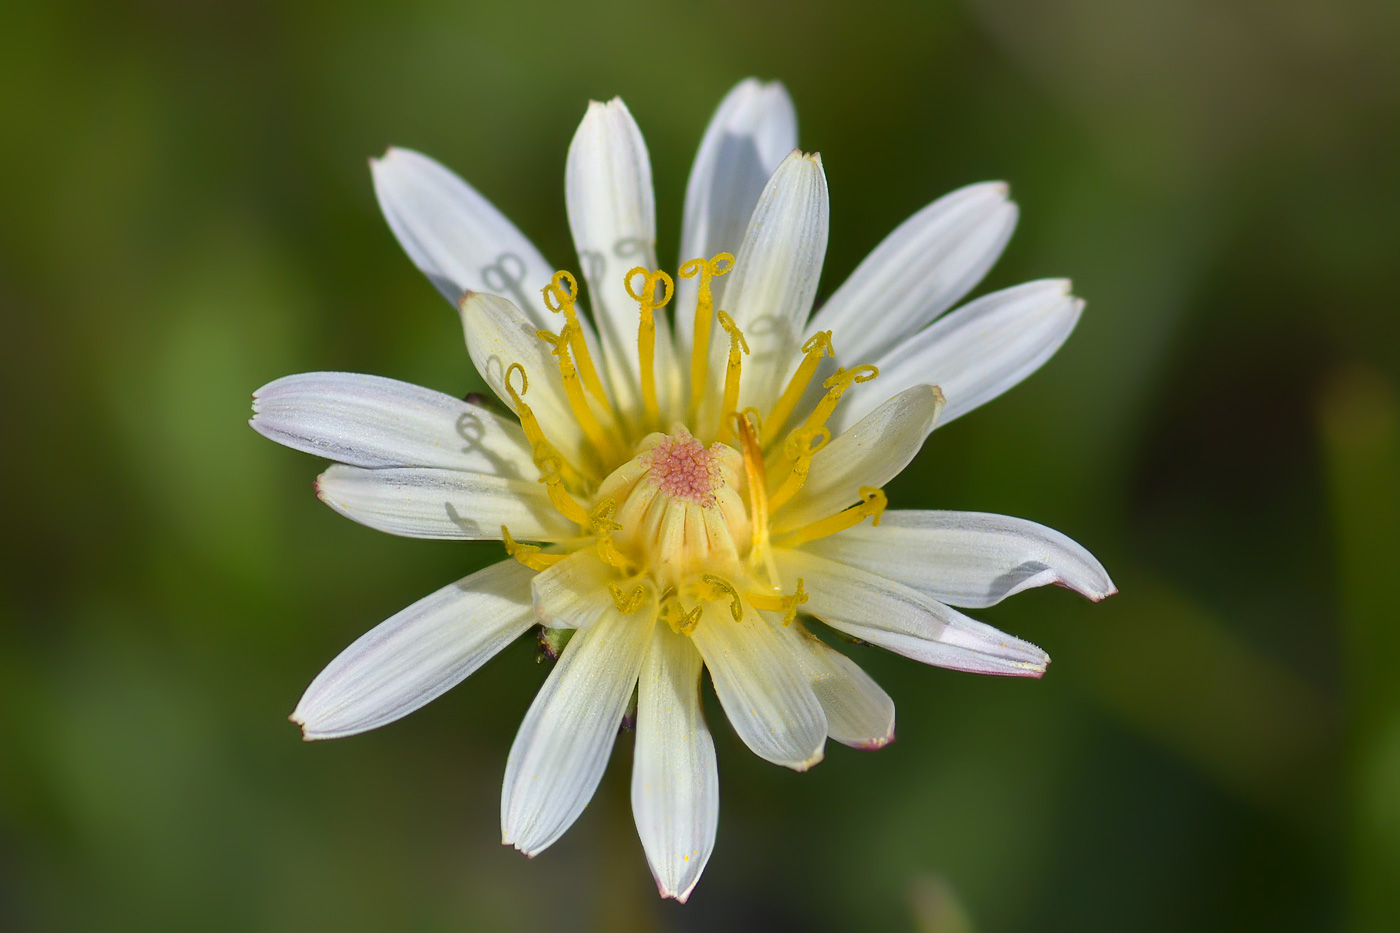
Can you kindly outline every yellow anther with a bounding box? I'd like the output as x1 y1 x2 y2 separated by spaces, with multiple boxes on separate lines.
661 596 703 637
788 577 809 625
532 441 591 528
590 498 623 533
767 426 830 512
626 266 675 429
542 270 608 406
791 363 881 445
501 525 565 572
608 582 647 614
777 486 889 547
678 252 735 419
535 323 617 465
783 424 831 461
747 578 809 626
862 485 888 525
589 499 633 572
714 310 749 444
763 330 835 445
701 574 744 622
504 362 528 407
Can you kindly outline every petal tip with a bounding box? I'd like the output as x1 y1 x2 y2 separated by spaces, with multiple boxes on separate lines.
289 711 323 742
370 146 413 171
792 746 826 772
855 730 896 751
672 878 701 904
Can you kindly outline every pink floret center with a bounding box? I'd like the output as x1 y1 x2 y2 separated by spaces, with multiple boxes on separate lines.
645 433 722 506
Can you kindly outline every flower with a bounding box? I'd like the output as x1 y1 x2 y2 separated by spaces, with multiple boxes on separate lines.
250 78 1114 903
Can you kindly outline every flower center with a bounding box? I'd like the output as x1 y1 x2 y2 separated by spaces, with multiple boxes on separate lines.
645 432 723 506
495 255 901 636
596 429 751 589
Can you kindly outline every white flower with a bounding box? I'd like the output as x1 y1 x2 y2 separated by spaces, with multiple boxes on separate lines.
251 78 1114 903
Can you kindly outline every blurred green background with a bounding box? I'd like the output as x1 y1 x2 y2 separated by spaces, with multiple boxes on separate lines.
3 0 1397 930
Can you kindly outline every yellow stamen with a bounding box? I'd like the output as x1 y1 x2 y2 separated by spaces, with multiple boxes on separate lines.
625 266 675 430
536 325 617 466
729 409 772 578
678 252 735 420
767 427 830 512
501 525 566 571
747 578 808 626
700 574 744 622
533 442 591 528
608 582 647 614
504 362 581 487
763 330 834 446
714 311 749 444
589 499 633 572
777 486 888 548
542 270 608 406
792 364 880 444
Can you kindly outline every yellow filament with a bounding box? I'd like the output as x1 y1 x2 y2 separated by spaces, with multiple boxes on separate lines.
533 442 591 528
778 486 888 547
747 578 808 626
792 364 880 444
714 311 749 444
589 499 633 572
678 252 735 419
536 325 617 465
763 331 834 446
542 270 608 406
608 582 647 614
625 266 675 429
501 525 566 571
767 427 831 512
504 362 581 487
701 574 744 622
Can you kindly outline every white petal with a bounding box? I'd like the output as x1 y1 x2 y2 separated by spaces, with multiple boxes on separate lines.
632 624 718 903
676 79 797 361
458 291 593 469
803 510 1116 608
250 371 535 476
292 560 536 739
501 603 657 856
705 150 829 418
833 280 1083 433
791 630 896 749
775 549 1049 677
314 464 571 540
806 182 1017 363
772 384 945 536
371 147 557 324
532 549 641 631
565 99 678 415
689 602 827 770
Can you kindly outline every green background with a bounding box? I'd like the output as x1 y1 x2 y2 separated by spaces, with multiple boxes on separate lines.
3 0 1397 930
